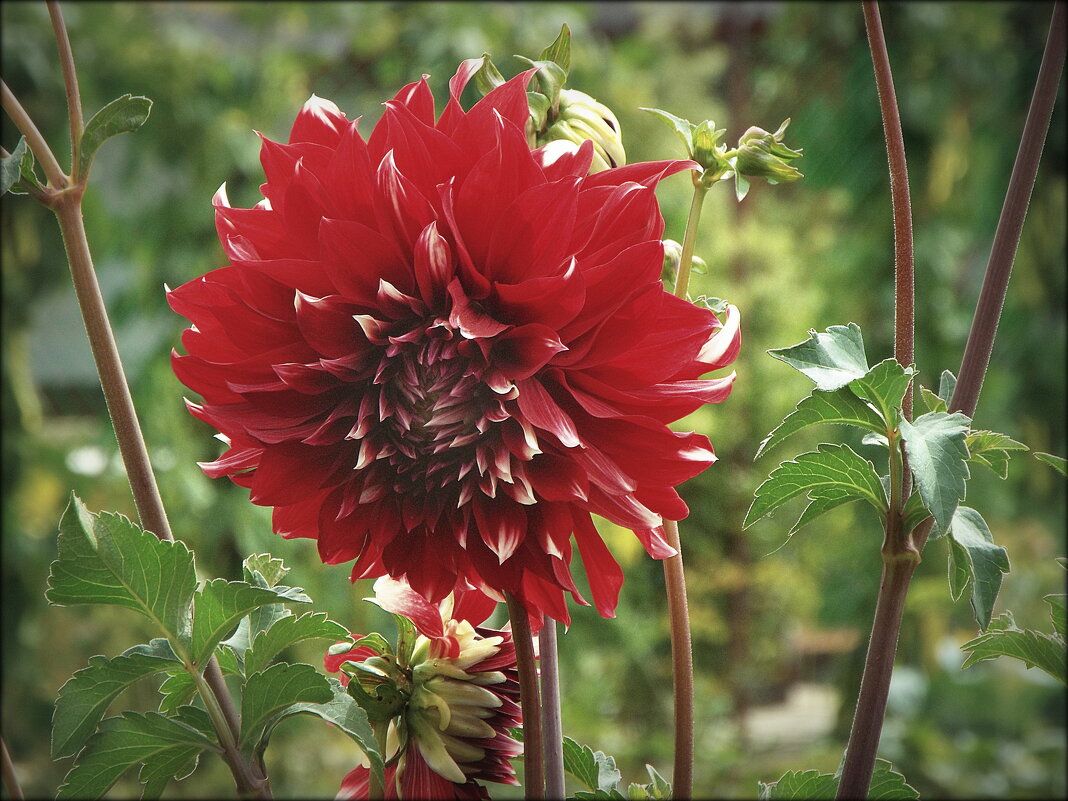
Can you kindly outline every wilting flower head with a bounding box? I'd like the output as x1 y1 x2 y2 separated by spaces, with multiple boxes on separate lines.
326 577 521 799
169 59 741 625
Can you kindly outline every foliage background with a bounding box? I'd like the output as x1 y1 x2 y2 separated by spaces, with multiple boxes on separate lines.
2 2 1064 798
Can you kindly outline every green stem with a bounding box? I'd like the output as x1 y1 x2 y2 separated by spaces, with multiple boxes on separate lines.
506 594 544 800
673 181 710 299
1 736 24 801
538 616 565 799
368 722 388 801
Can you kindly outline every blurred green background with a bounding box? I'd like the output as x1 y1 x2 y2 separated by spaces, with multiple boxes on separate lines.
2 2 1065 798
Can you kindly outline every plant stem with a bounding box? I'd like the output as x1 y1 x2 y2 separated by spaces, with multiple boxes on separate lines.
1 737 24 801
948 0 1066 420
661 521 695 799
368 723 388 801
190 667 269 799
506 594 544 800
863 1 914 422
46 1 82 178
538 616 565 799
1 80 68 189
674 182 710 300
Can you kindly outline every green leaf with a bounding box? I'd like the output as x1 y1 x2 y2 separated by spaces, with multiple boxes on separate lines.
56 711 218 800
920 385 947 414
1045 594 1066 639
755 387 885 460
562 736 623 793
77 94 152 177
632 764 671 799
242 553 290 587
938 369 957 407
239 662 333 749
245 612 349 676
734 171 750 202
899 412 971 533
867 759 920 799
1 136 34 194
52 639 182 759
46 495 196 647
946 507 1009 630
847 358 915 428
191 579 311 667
157 671 196 716
1034 451 1068 476
768 323 870 391
257 677 383 788
538 23 572 73
966 430 1028 479
745 444 887 530
901 492 932 536
758 770 837 799
473 54 507 96
961 613 1066 684
574 791 627 800
640 107 695 157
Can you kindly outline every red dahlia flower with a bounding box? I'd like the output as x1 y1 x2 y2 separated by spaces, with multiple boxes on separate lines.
326 577 520 800
170 59 740 625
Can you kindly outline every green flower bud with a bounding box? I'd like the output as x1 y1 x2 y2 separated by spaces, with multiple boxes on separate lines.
542 88 625 172
734 118 803 185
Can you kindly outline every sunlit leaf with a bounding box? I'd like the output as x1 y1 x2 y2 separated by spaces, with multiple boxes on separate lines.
847 358 915 428
755 387 885 460
899 412 971 533
563 735 622 793
961 613 1066 684
768 323 870 391
1034 452 1067 476
239 662 332 749
244 612 349 676
946 506 1009 630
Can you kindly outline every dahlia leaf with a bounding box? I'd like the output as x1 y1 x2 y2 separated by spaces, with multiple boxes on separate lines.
1 136 40 195
961 613 1066 684
56 711 218 800
190 579 311 667
901 492 931 536
965 430 1028 479
52 639 181 760
243 553 290 587
899 412 971 534
539 23 572 73
744 444 887 530
640 107 695 157
768 323 870 391
1034 451 1068 476
758 760 916 799
562 735 623 793
1045 594 1066 639
938 369 957 407
847 358 915 429
244 612 349 676
47 495 197 648
945 507 1010 631
157 671 196 717
255 678 384 788
755 387 885 460
920 385 947 414
77 93 152 178
238 662 333 749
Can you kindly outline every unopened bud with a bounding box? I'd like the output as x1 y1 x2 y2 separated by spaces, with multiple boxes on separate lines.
544 89 625 172
734 119 803 185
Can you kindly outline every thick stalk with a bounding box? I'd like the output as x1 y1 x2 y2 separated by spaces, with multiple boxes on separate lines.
189 669 266 798
1 737 24 801
506 594 544 800
949 0 1066 419
538 616 565 799
661 521 695 798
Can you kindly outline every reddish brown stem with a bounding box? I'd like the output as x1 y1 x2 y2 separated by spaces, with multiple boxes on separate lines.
506 594 544 800
662 520 695 799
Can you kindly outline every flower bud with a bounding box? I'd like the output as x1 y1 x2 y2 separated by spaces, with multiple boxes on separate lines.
734 118 803 185
544 88 625 172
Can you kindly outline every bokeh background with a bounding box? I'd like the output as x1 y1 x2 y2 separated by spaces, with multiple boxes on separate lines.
2 2 1065 798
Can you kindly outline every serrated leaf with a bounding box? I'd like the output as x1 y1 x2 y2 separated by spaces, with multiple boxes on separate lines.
1 137 33 194
642 764 671 799
158 671 196 716
1034 452 1068 476
245 612 349 676
56 711 218 800
191 579 311 667
539 23 571 73
1044 595 1066 639
78 94 152 177
239 662 333 748
242 553 290 587
758 769 837 799
901 492 932 535
848 358 915 428
867 759 920 799
768 323 870 391
946 507 1009 631
966 430 1028 479
961 613 1067 684
756 387 886 460
170 706 216 740
258 677 383 788
899 412 971 533
745 444 887 529
640 107 695 157
47 495 196 647
920 385 947 414
52 639 181 759
562 736 623 793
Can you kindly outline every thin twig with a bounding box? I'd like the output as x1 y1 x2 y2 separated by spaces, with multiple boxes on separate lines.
1 80 67 189
538 616 565 799
506 594 544 800
1 737 24 801
47 1 83 178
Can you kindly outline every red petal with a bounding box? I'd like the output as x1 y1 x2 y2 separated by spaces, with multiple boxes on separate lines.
572 512 624 618
514 378 581 448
